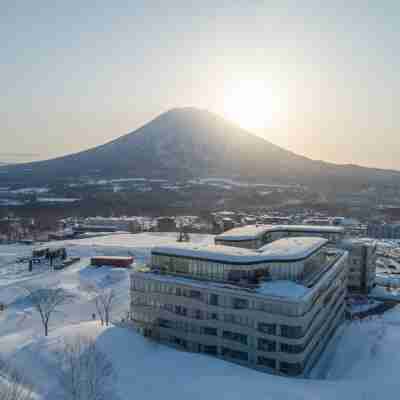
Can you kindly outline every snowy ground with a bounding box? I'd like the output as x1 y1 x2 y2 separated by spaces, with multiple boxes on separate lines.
1 232 400 399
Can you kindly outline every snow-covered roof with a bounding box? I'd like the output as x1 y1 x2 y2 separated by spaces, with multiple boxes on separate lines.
215 224 344 242
340 237 377 248
152 237 327 265
91 256 133 260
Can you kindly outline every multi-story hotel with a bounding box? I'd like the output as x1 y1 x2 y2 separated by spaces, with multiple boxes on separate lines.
130 237 348 377
214 224 345 249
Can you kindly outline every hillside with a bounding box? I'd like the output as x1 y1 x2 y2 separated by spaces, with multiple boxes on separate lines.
1 107 400 187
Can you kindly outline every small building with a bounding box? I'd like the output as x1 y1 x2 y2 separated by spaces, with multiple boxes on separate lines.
91 256 134 268
221 218 235 232
32 246 66 259
367 222 400 239
157 217 176 232
74 217 143 234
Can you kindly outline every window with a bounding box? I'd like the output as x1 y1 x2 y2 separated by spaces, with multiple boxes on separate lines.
224 314 235 323
194 309 204 320
232 298 249 310
159 319 173 328
203 345 218 355
228 270 242 282
280 325 302 339
258 322 276 335
172 337 187 349
174 305 187 316
221 347 248 361
203 327 218 336
208 312 218 320
257 338 276 352
189 290 202 300
175 259 189 274
280 343 303 354
222 330 248 345
210 293 219 306
257 356 276 369
279 361 303 376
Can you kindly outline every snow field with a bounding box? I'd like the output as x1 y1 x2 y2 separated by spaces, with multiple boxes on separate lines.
1 232 400 399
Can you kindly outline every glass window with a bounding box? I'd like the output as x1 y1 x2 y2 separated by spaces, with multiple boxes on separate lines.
174 305 187 316
221 347 248 361
159 319 173 328
280 343 303 354
210 294 219 306
280 325 302 339
279 361 303 376
258 322 276 335
258 338 276 352
222 330 248 345
257 356 276 369
189 290 202 300
232 298 249 309
203 345 218 355
202 327 218 336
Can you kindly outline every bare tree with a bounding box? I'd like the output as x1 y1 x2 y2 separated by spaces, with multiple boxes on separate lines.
0 359 35 400
57 337 116 400
87 286 116 327
23 284 73 336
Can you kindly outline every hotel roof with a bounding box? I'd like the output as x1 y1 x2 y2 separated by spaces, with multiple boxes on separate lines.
215 224 344 242
152 237 328 265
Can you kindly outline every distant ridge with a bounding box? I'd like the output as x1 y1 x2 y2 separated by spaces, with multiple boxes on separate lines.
1 107 400 188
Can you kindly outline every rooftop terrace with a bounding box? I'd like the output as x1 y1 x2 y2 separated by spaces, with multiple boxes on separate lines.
152 237 328 265
215 224 344 242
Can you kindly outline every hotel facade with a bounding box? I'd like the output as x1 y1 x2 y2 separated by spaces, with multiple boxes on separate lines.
130 237 348 377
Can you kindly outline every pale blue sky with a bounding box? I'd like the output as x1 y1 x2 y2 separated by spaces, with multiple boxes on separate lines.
1 1 399 169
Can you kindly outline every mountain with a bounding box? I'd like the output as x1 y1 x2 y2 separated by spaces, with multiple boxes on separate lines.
1 107 400 188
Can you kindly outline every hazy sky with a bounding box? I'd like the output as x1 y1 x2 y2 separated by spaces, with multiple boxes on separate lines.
1 1 399 169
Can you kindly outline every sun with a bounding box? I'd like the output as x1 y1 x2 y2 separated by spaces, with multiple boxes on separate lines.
223 80 276 131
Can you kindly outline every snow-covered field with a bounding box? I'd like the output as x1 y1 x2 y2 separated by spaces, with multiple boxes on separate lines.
1 232 400 399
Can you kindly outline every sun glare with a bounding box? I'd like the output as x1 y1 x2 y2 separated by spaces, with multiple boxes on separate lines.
223 80 276 131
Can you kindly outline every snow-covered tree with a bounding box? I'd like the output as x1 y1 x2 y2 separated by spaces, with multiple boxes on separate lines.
23 284 73 336
88 286 116 326
57 337 116 400
0 359 35 400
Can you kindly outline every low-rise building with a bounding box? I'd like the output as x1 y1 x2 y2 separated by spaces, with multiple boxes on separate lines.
157 217 176 232
75 217 143 233
130 237 348 377
215 224 345 249
91 256 134 268
367 223 400 239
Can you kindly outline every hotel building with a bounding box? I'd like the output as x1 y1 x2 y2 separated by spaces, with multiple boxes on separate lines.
130 237 348 377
